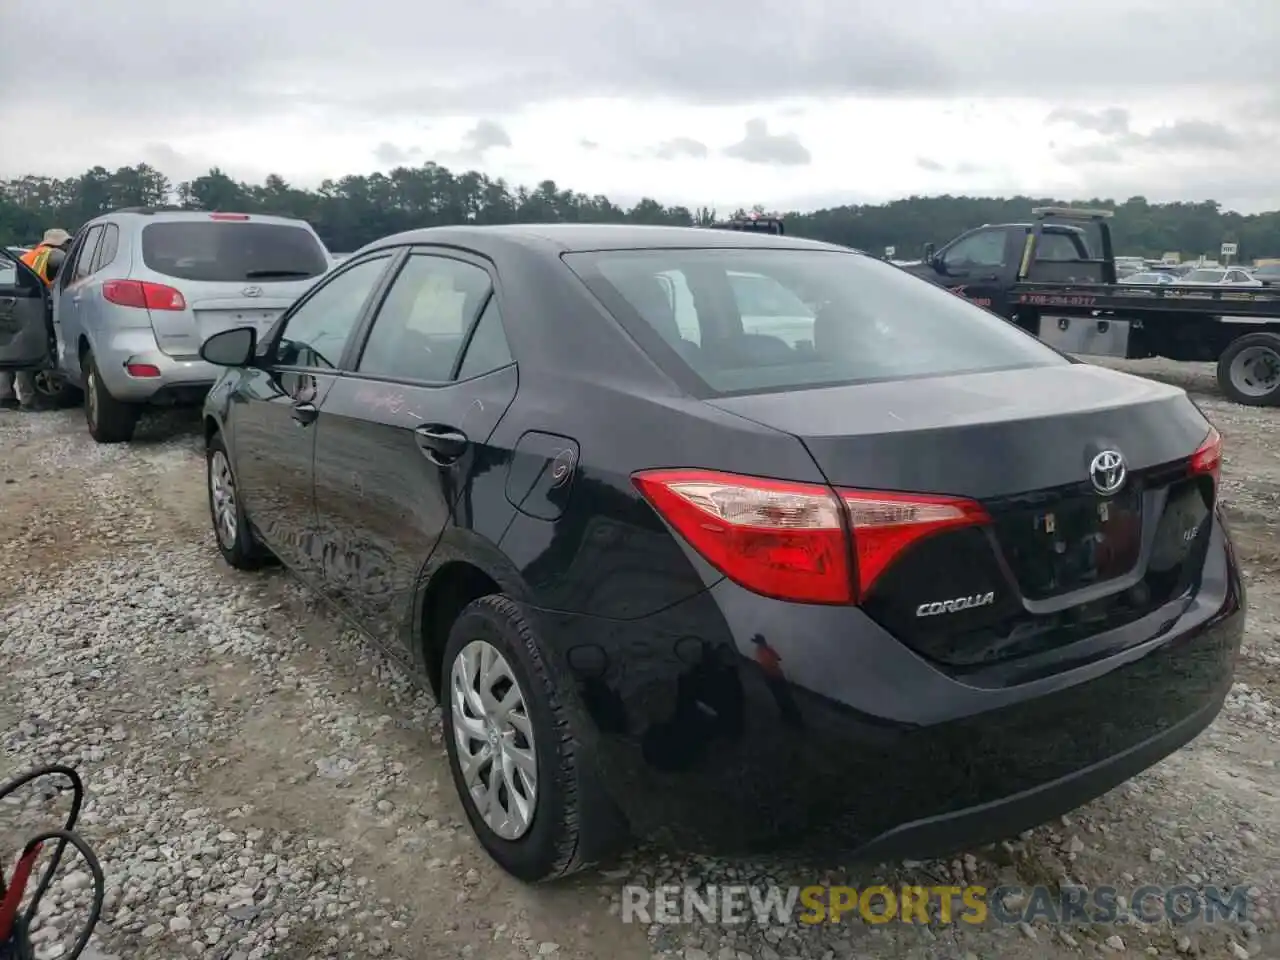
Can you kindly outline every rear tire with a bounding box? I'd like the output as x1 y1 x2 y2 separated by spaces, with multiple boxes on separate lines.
207 431 273 570
441 595 628 882
83 350 140 443
1218 332 1280 406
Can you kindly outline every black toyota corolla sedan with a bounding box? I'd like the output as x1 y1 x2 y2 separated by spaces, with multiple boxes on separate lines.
199 224 1243 882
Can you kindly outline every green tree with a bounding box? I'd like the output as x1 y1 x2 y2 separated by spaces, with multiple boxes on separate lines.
4 161 1280 262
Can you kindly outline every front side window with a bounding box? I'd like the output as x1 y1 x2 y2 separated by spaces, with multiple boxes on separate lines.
275 255 391 368
565 247 1067 396
942 230 1006 269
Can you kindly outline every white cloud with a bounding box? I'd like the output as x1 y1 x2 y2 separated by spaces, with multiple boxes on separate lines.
1 0 1278 212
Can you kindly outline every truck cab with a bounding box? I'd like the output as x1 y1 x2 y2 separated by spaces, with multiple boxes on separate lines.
903 208 1118 315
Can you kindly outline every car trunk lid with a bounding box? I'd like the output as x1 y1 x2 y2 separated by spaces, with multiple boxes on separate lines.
708 364 1219 668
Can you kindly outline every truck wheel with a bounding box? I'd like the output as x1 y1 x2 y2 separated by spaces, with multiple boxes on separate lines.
83 350 141 443
1218 332 1280 406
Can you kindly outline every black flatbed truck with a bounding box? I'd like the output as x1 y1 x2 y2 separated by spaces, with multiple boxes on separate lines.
901 207 1280 406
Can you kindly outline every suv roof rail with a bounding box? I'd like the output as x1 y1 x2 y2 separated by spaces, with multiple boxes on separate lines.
1032 206 1115 221
111 205 189 215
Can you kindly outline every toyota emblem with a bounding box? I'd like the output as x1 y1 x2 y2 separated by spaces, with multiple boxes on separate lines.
242 285 263 298
1090 449 1127 496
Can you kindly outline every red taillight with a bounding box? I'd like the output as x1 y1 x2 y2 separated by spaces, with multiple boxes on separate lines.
632 469 851 603
125 363 162 378
840 490 990 597
632 469 989 605
103 280 186 311
1189 426 1222 486
209 213 250 220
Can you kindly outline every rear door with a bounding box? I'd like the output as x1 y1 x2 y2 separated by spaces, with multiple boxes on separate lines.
57 224 112 377
0 249 51 369
56 227 104 373
311 249 519 646
135 215 330 357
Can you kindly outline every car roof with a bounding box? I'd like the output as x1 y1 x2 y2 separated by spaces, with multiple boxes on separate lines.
91 209 314 228
359 223 848 256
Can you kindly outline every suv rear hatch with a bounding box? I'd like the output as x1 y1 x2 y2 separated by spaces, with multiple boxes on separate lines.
709 364 1222 670
129 216 329 358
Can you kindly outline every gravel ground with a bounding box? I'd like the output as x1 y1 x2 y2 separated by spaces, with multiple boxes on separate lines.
1 358 1277 960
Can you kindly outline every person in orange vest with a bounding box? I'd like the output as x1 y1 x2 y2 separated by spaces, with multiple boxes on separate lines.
0 229 72 409
20 227 74 284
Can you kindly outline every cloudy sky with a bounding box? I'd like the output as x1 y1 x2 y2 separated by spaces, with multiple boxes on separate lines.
3 0 1279 213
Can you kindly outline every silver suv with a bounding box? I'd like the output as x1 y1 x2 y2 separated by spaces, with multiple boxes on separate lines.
3 209 330 442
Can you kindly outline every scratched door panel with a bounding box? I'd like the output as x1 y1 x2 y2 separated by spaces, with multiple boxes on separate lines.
311 366 519 647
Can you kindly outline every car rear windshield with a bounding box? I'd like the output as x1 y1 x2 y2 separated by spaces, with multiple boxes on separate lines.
563 248 1068 395
140 221 330 283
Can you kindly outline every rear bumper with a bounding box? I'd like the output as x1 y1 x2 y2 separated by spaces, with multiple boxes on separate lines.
94 328 218 403
526 514 1244 857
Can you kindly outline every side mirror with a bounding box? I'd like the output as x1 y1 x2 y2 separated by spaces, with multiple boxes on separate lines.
922 242 936 262
200 326 257 367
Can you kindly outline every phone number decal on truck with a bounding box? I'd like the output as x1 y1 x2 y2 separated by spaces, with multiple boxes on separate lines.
1017 293 1099 307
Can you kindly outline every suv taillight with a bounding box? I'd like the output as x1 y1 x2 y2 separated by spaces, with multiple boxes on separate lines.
103 280 186 311
632 468 989 604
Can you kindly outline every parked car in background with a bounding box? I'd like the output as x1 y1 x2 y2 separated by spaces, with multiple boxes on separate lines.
0 209 331 442
198 223 1241 884
1251 263 1280 287
1119 271 1176 285
1181 267 1261 287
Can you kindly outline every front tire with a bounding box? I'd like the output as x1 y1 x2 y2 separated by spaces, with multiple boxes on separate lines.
207 431 272 570
1218 332 1280 406
83 350 140 443
441 595 627 882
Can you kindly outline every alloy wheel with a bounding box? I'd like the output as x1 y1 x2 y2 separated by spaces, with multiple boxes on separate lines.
450 639 538 840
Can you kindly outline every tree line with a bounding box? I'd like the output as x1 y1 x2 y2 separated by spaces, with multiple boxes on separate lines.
2 161 1276 262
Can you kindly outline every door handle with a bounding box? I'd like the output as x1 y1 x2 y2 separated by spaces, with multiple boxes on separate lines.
291 402 319 425
414 424 469 465
978 274 1000 281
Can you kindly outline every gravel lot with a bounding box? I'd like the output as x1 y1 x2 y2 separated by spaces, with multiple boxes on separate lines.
1 358 1277 960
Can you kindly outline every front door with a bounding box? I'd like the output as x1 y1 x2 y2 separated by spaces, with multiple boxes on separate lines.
230 252 397 578
936 226 1011 313
0 250 51 369
312 250 519 647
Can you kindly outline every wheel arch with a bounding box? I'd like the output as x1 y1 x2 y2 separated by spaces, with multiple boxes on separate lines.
413 530 533 698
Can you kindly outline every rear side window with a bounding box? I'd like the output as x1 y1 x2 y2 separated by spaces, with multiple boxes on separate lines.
357 254 493 383
1036 232 1084 261
564 248 1067 396
92 224 120 273
140 221 329 283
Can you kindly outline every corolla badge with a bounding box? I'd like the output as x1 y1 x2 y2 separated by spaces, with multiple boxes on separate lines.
241 285 263 298
916 592 995 617
1090 449 1127 496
